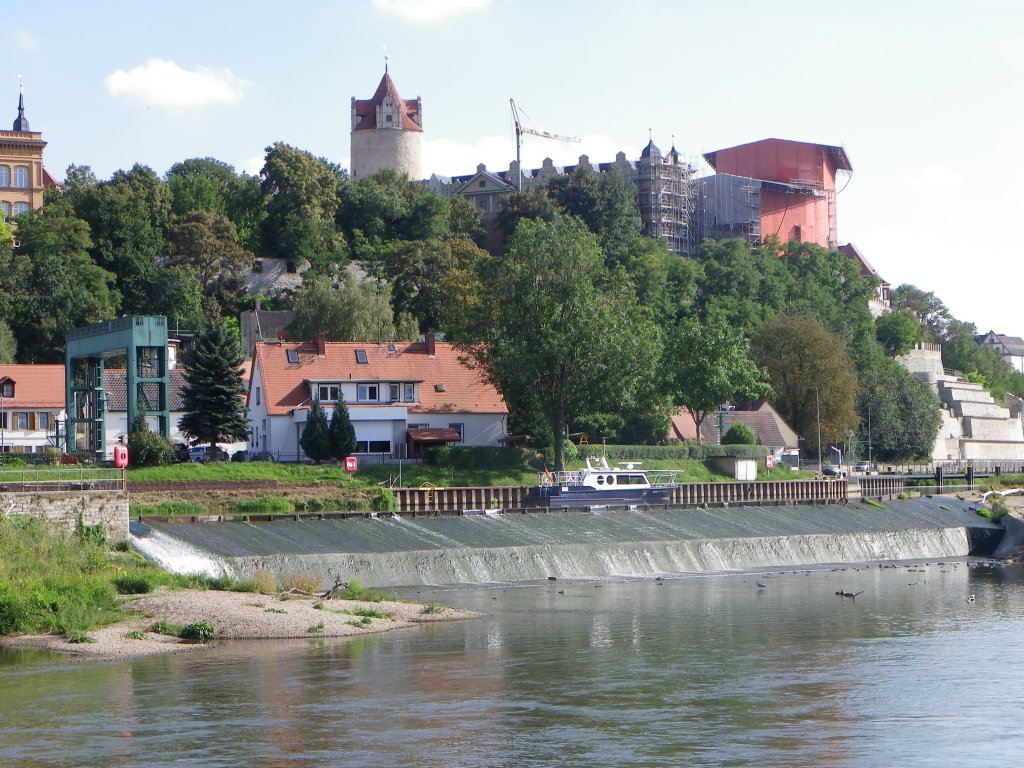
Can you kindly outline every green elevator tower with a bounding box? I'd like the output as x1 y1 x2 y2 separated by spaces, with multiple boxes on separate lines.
64 316 170 460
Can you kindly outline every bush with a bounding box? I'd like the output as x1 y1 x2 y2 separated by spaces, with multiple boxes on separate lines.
180 621 215 643
132 501 209 518
229 497 295 515
128 416 177 467
426 446 535 470
113 575 155 595
721 424 757 445
578 442 768 462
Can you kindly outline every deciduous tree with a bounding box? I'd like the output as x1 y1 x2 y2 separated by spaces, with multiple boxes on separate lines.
458 215 661 469
751 314 859 456
661 316 772 440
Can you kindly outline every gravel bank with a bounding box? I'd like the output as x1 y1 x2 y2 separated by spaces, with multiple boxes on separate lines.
2 590 480 662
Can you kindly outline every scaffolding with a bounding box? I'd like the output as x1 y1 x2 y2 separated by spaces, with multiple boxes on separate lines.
636 149 699 257
697 173 762 246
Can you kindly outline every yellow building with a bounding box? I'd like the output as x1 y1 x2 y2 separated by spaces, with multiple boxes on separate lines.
0 85 54 222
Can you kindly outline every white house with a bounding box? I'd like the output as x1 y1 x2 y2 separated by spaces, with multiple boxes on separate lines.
247 335 508 462
0 365 64 455
977 331 1024 374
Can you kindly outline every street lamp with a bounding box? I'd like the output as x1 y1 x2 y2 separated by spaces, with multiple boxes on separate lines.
805 386 822 475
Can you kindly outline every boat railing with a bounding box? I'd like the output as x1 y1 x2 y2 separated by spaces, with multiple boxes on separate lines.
539 470 583 486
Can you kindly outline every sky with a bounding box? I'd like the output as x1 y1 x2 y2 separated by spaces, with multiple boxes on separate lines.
4 0 1022 334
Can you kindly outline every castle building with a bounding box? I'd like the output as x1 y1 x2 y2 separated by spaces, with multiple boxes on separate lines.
350 69 422 180
426 141 699 257
0 84 54 222
698 138 852 250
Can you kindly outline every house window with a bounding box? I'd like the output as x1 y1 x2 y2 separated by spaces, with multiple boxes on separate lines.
1 381 12 398
1 201 9 221
318 384 339 402
13 166 29 188
12 203 29 216
0 412 6 430
0 166 9 187
389 383 400 402
357 384 378 402
448 423 464 441
404 383 415 402
38 412 50 431
254 387 261 406
355 440 391 454
18 412 29 430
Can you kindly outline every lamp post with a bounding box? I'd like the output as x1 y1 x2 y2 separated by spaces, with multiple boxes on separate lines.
805 386 822 475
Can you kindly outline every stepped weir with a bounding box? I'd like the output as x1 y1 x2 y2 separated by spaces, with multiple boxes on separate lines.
132 497 1003 588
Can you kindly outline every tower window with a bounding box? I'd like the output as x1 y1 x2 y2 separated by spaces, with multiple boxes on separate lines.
385 115 393 124
0 166 9 187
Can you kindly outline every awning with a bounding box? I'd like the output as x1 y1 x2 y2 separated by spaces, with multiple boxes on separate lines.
407 428 462 443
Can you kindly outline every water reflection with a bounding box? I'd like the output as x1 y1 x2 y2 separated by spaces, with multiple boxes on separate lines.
2 563 1023 767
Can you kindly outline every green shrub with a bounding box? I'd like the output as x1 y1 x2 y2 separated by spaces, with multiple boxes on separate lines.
578 443 768 462
421 602 445 615
180 621 215 643
229 497 295 514
987 498 1010 522
340 578 389 602
352 607 390 620
132 501 209 517
124 629 146 640
113 575 155 595
721 424 757 445
65 631 96 644
151 619 181 636
426 446 535 470
128 415 177 467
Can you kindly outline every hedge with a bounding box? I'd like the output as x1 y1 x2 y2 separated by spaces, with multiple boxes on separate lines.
426 446 536 470
578 443 769 461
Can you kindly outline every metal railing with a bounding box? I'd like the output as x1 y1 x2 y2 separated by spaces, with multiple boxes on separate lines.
0 467 124 493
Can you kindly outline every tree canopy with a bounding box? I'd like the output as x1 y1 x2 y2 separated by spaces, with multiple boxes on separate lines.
457 215 661 469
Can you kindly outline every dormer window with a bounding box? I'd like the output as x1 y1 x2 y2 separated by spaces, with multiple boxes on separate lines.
357 383 379 402
317 384 339 402
1 380 13 398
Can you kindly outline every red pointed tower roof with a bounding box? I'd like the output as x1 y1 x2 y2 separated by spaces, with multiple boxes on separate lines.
352 73 422 133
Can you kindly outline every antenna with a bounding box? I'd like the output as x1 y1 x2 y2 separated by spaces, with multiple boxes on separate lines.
383 45 389 73
510 99 581 191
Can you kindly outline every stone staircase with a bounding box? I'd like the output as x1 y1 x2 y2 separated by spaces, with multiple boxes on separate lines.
898 342 1024 461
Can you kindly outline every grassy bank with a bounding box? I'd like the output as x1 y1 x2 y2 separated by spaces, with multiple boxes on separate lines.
0 515 258 639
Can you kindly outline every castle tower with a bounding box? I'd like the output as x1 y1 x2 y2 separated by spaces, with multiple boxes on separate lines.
1 83 51 221
350 68 422 180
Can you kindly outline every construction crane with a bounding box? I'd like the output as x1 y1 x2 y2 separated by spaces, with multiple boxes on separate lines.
510 98 580 191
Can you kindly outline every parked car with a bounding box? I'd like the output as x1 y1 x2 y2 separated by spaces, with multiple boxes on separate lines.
854 461 876 474
188 445 229 463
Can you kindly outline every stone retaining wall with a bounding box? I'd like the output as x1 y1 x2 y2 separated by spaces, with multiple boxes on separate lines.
1 492 129 540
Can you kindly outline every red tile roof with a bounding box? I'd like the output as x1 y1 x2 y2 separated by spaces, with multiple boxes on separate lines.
0 364 65 408
670 406 797 449
352 73 423 133
252 340 506 417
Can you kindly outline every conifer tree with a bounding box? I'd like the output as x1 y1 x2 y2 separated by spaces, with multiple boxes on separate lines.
300 397 331 463
178 325 249 456
329 395 357 460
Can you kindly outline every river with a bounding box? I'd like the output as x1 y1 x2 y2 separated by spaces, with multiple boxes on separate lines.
2 561 1023 767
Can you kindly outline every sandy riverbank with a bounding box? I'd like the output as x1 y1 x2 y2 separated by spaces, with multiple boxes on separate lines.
1 589 480 662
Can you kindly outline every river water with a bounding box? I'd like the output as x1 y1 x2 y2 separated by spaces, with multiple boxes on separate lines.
2 562 1023 767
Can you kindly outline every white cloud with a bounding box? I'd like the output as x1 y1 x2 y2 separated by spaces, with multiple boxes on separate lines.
372 0 490 23
104 59 249 112
241 153 266 176
16 29 37 51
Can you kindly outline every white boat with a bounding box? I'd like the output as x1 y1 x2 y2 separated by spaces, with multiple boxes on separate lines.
526 456 682 508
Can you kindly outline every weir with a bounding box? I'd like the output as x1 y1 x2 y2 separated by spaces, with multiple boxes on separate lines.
132 497 1004 587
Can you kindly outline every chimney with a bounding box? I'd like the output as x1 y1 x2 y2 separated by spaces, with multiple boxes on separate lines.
254 297 262 311
425 332 436 356
315 333 326 356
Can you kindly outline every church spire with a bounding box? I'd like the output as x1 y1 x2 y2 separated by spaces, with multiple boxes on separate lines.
12 81 30 132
